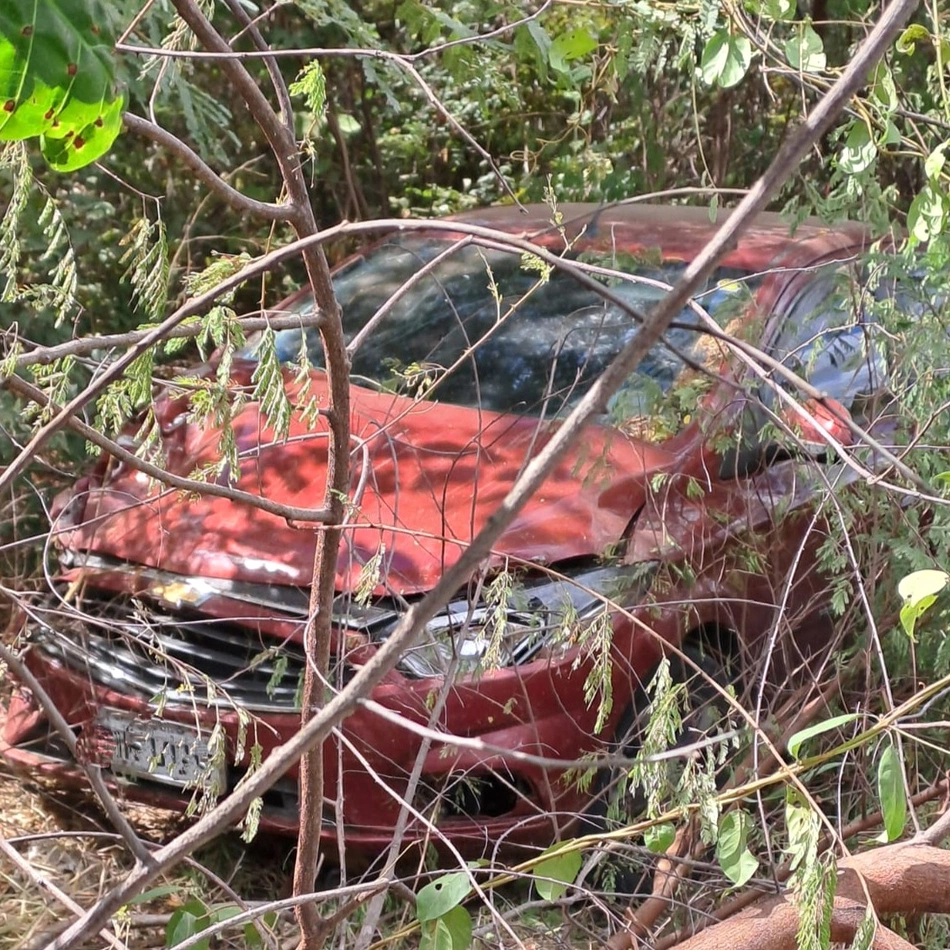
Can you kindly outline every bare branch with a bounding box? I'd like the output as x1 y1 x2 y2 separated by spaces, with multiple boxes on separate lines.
3 310 324 371
159 6 352 944
124 113 291 221
0 639 153 867
3 370 332 524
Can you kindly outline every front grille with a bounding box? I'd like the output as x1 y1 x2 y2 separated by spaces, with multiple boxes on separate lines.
30 597 308 710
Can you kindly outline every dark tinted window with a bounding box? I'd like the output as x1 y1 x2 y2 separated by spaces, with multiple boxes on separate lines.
260 237 754 418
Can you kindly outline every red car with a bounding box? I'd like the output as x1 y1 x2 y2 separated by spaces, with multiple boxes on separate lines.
2 203 888 864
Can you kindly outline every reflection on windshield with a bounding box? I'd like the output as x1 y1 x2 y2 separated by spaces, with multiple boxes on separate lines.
259 237 754 420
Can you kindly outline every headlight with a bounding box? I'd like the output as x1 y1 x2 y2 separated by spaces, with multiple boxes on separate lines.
398 562 659 679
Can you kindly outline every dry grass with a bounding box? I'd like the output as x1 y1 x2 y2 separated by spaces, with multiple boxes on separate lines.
0 766 296 950
0 769 131 950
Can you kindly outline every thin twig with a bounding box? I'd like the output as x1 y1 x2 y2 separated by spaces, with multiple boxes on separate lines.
0 834 131 950
3 310 324 371
2 373 332 524
124 114 291 221
0 641 153 867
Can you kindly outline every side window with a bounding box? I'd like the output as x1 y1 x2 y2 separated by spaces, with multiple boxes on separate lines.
770 267 888 411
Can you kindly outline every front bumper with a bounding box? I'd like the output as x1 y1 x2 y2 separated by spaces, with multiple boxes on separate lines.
1 600 646 863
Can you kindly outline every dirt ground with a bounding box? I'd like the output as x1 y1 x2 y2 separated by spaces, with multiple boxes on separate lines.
0 765 298 950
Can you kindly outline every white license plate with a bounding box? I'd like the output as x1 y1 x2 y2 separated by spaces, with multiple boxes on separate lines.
96 709 225 791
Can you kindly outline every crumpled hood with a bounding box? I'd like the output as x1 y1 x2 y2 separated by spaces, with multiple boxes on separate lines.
58 370 675 595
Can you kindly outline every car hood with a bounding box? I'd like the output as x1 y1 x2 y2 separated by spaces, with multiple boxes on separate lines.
58 370 676 595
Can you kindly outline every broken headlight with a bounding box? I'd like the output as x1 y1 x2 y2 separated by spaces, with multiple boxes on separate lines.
397 562 659 678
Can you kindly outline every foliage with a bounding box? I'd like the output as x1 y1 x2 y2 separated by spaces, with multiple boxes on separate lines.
532 842 582 902
788 714 860 760
716 810 757 887
416 872 473 950
5 1 950 949
0 0 126 170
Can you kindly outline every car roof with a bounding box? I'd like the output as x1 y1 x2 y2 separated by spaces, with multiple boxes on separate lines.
448 202 870 273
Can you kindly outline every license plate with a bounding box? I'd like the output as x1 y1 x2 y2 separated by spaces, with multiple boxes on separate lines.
95 709 226 791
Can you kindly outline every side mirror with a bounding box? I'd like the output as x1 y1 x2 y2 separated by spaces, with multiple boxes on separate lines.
718 397 853 479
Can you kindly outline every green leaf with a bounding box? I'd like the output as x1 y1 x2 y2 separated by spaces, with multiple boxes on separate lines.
526 20 551 59
700 31 752 89
208 903 243 925
762 0 795 20
41 95 124 171
166 899 210 950
243 909 276 949
289 61 327 121
784 23 826 72
896 23 931 55
420 919 453 950
788 713 859 760
869 62 898 112
898 569 949 638
419 906 472 950
898 569 950 605
416 872 471 923
127 884 182 906
881 119 901 146
877 743 906 842
906 184 949 243
336 112 360 135
0 0 125 169
849 907 877 950
901 596 935 640
716 810 758 886
644 822 676 854
548 28 597 73
533 842 582 901
251 327 293 441
422 905 472 950
926 143 948 181
785 791 819 873
838 121 876 175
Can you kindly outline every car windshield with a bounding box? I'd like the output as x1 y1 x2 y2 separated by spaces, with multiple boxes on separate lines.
255 236 755 419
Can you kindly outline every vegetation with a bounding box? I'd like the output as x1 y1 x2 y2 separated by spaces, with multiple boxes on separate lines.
3 2 950 950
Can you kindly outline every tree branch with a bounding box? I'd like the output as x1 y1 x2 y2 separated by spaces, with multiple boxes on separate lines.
123 113 291 221
3 368 332 524
161 6 351 946
0 640 153 868
673 844 950 950
2 310 324 371
656 778 950 949
220 0 295 132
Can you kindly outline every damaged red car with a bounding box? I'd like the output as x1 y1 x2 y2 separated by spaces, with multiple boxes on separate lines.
1 203 892 864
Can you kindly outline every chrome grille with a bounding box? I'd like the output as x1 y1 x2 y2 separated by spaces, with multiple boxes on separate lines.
30 597 308 710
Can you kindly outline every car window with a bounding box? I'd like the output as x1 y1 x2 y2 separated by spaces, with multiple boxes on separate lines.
254 237 755 424
769 267 889 410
